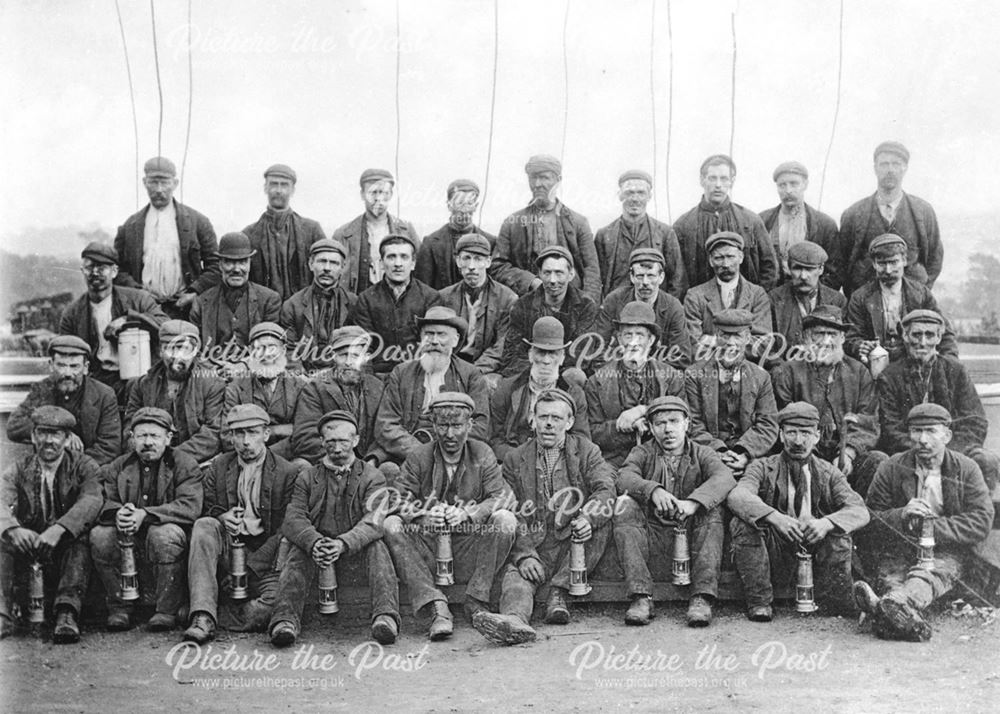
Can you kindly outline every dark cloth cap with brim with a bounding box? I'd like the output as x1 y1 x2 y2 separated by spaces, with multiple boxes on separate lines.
31 405 76 431
158 319 200 342
429 391 476 412
906 403 951 427
226 404 271 429
416 306 468 342
618 170 653 187
217 232 256 260
379 233 417 254
713 308 754 333
901 309 945 328
317 409 358 433
534 245 574 270
81 241 119 265
869 233 907 257
455 233 491 257
874 141 910 163
309 238 348 260
613 301 659 337
523 316 570 351
264 164 297 183
706 231 745 254
144 156 176 178
536 387 576 416
130 407 174 432
787 241 828 268
249 322 286 343
360 168 394 187
329 326 372 352
629 247 665 268
802 304 850 332
772 161 809 182
524 154 562 176
48 335 92 358
646 395 690 420
778 402 820 427
447 178 480 199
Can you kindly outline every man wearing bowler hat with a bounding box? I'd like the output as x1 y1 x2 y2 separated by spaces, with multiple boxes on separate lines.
0 406 103 642
416 179 497 291
114 156 219 317
728 402 869 621
585 302 685 468
437 233 517 387
243 164 327 301
59 241 168 399
841 142 942 297
183 404 298 644
766 241 846 351
279 238 357 371
491 154 602 302
8 335 121 464
332 168 421 295
760 161 843 290
189 232 281 358
269 410 401 648
856 404 996 642
594 170 687 300
614 396 736 627
91 407 203 631
125 320 225 464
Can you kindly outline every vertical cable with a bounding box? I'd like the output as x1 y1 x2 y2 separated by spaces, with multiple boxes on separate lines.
649 0 658 219
818 0 845 211
480 0 499 225
394 0 401 216
180 0 194 203
113 0 140 209
729 7 737 158
150 0 164 158
665 0 674 222
560 0 570 164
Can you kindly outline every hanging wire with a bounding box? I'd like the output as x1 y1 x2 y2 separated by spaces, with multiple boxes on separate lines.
394 0 401 216
560 0 570 164
150 0 164 158
649 0 658 219
180 0 193 203
818 0 845 211
664 0 673 222
113 0 140 209
479 0 499 226
729 7 737 158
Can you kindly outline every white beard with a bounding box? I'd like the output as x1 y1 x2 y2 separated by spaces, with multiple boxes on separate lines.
419 352 450 375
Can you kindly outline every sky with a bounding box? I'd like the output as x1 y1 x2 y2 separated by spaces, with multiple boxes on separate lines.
2 0 998 258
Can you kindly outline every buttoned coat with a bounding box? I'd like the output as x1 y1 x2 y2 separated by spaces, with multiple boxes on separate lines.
684 359 779 456
97 448 203 526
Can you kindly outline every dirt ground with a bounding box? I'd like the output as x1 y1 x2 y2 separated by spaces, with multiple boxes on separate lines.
2 598 998 713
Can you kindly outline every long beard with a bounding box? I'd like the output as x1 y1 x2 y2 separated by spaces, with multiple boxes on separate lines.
419 352 450 375
249 355 287 379
815 344 845 366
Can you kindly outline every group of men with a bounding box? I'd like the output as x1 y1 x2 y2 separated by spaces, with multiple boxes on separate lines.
2 142 997 649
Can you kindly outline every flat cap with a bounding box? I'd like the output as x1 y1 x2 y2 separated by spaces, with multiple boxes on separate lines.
901 309 945 328
629 247 665 267
309 238 348 260
429 391 476 411
525 154 562 175
646 395 690 419
144 156 176 178
158 319 200 342
802 304 849 332
81 241 119 265
31 405 76 430
48 335 91 358
778 402 820 427
613 301 659 337
869 233 907 256
226 404 270 429
216 232 256 259
329 325 372 352
787 241 828 268
416 306 467 341
874 141 910 163
536 387 576 416
379 232 417 253
706 231 744 254
264 163 297 182
534 244 574 270
772 161 809 182
906 403 951 427
455 233 492 257
713 308 754 333
360 168 394 187
317 409 358 433
130 406 174 432
618 170 653 187
446 178 480 199
248 321 286 343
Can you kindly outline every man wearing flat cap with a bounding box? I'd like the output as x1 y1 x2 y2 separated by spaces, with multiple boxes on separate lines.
416 179 498 291
91 407 203 631
383 392 516 642
59 241 168 399
490 317 590 463
841 142 943 297
114 156 219 318
243 164 327 302
269 410 401 648
491 154 602 302
223 323 304 460
474 389 615 643
292 327 385 466
855 404 996 642
348 233 442 375
765 241 847 353
8 335 121 464
279 238 357 371
683 231 773 346
500 244 598 378
585 302 685 468
845 234 957 365
728 402 870 621
594 170 687 300
593 247 693 371
190 232 282 359
673 154 777 292
124 320 225 464
183 404 298 644
437 233 517 387
876 309 999 491
332 168 421 295
614 396 736 627
373 307 489 469
685 308 779 476
760 162 843 290
0 406 102 642
771 305 886 497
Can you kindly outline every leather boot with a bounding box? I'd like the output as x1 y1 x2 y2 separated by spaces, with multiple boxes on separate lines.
428 600 453 641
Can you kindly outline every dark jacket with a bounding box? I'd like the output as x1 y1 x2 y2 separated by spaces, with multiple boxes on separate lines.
593 286 692 369
593 215 687 299
683 278 773 342
189 282 282 352
491 201 602 301
279 283 357 367
348 277 442 374
728 453 870 533
760 203 842 290
97 448 203 526
766 283 847 350
0 450 103 537
7 376 121 465
223 371 305 447
415 224 498 291
438 277 517 374
684 359 779 456
332 213 421 295
114 199 220 295
617 438 735 511
489 372 589 463
500 284 598 377
201 450 298 574
243 210 326 301
292 372 385 464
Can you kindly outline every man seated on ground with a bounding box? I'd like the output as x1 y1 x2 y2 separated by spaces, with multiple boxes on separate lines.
728 402 870 622
613 396 735 628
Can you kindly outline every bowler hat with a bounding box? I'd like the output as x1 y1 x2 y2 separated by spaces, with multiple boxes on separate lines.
216 232 256 260
523 316 570 351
